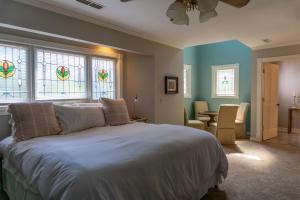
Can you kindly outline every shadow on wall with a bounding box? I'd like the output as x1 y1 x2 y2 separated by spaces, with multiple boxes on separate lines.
278 58 300 130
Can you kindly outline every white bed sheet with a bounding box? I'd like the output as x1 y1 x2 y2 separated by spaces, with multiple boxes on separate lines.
0 123 228 200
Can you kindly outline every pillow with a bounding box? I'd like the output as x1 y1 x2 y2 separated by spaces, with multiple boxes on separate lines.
72 102 103 107
54 105 106 134
7 102 62 141
101 98 130 126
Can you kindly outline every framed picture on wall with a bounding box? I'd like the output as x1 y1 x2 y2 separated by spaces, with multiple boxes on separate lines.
165 76 178 94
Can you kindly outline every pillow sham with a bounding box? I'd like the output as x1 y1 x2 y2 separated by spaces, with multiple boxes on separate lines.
72 102 103 107
7 102 62 141
54 105 106 134
100 98 130 126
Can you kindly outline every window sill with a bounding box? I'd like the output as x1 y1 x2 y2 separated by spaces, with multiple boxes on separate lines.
211 96 240 99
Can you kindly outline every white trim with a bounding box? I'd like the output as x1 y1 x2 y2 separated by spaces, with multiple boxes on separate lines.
250 136 261 142
183 64 192 99
211 64 239 99
254 54 300 142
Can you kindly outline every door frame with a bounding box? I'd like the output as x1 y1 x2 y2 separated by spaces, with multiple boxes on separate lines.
253 54 300 142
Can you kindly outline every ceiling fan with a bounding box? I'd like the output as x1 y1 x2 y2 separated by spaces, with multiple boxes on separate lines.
120 0 250 25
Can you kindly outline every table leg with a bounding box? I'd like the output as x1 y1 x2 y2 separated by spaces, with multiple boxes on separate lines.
288 109 292 134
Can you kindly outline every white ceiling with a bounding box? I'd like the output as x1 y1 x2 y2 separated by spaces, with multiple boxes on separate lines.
15 0 300 49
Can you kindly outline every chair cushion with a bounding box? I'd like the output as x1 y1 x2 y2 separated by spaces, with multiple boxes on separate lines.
235 119 244 124
189 120 204 125
8 102 62 141
197 116 210 121
210 122 217 127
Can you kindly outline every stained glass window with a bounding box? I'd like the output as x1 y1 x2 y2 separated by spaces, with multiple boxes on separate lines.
0 44 28 103
92 57 116 99
212 64 239 98
35 49 87 100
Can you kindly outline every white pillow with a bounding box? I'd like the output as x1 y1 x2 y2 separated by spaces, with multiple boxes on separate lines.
55 105 106 134
72 103 103 107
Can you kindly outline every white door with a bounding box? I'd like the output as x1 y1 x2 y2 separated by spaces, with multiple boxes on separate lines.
262 63 279 140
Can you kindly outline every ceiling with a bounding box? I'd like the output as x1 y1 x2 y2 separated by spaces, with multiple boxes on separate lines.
15 0 300 49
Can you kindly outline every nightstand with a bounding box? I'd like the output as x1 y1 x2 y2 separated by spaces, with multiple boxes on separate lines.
131 117 148 123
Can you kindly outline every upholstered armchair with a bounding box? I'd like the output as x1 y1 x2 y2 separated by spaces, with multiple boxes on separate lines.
209 105 239 144
235 103 249 139
184 108 205 130
194 101 210 129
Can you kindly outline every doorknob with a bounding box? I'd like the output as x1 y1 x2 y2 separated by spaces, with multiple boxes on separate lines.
277 104 280 106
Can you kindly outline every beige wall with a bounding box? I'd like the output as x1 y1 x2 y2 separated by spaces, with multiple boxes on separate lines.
123 53 155 123
252 44 300 139
0 0 184 125
278 59 300 129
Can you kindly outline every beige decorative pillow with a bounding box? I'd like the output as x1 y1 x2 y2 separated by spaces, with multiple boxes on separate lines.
8 102 62 141
101 98 130 126
54 105 106 134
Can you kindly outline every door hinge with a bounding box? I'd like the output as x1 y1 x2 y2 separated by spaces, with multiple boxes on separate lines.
262 68 265 73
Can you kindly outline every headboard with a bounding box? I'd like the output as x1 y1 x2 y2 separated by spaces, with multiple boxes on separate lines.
0 114 11 141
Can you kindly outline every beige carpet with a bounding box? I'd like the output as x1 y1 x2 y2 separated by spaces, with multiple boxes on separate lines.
202 140 300 200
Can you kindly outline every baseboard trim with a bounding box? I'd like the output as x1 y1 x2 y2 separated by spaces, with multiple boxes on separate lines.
250 136 261 142
279 127 300 134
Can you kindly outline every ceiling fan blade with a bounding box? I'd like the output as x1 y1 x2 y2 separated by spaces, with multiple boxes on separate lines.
220 0 250 8
120 0 134 2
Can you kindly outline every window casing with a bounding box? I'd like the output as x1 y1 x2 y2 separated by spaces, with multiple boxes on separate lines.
183 64 192 98
0 43 28 103
35 49 87 100
92 57 116 100
0 40 120 105
211 64 239 99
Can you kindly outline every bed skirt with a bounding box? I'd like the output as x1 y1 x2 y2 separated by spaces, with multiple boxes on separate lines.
2 166 219 200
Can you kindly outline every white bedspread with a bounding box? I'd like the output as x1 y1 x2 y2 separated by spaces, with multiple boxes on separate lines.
0 123 228 200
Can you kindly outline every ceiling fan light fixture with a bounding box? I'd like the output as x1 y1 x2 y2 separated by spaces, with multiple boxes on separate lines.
166 0 189 25
171 13 189 25
197 0 219 12
199 9 218 23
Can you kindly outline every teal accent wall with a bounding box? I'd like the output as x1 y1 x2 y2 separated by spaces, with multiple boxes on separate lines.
184 40 252 131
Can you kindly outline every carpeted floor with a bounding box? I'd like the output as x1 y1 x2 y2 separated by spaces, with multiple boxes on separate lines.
1 140 300 200
202 140 300 200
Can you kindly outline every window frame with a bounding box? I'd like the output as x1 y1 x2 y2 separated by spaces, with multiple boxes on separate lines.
0 42 32 105
211 64 239 99
34 47 89 101
0 38 121 106
91 56 118 100
183 64 192 98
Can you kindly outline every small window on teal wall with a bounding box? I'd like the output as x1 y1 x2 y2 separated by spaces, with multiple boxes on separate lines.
212 64 239 98
184 64 192 98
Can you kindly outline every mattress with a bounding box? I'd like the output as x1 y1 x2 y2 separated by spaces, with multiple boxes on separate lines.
0 123 228 200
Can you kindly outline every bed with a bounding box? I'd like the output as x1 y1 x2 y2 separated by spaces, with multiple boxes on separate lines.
0 121 228 200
